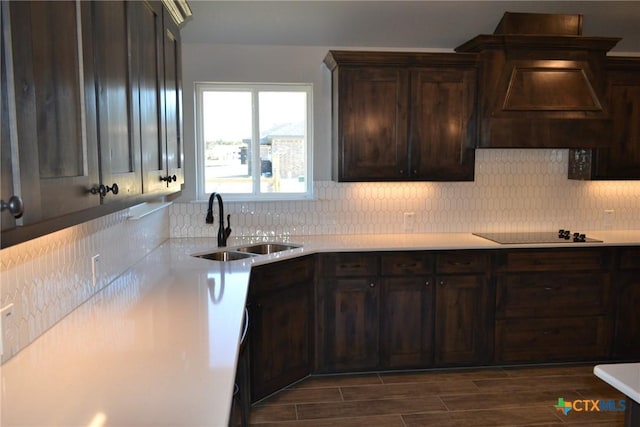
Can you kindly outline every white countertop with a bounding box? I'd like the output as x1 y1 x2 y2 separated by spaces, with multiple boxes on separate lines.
2 230 639 427
594 363 640 404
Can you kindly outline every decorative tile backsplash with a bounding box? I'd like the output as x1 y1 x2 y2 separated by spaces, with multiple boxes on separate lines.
1 148 638 363
170 149 640 238
0 208 169 363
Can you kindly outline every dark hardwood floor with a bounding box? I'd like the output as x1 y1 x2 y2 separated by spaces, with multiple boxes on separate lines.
250 365 625 426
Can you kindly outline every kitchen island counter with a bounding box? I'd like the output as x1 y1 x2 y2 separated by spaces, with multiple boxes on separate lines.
594 363 640 426
2 230 640 426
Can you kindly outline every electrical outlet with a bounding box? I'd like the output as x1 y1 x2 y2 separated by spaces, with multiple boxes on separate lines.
403 212 415 232
603 209 614 229
91 254 100 287
0 303 15 357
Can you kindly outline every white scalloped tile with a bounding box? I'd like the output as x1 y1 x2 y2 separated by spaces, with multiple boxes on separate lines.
170 149 640 237
0 206 170 363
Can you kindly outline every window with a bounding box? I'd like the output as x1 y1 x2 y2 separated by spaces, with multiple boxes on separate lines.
195 83 313 201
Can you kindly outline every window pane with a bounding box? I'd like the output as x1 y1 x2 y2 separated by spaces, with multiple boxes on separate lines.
202 91 252 194
258 92 307 193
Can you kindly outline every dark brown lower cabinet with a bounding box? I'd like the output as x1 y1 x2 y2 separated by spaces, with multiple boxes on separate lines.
381 277 433 368
380 252 434 369
433 250 492 366
248 246 639 402
613 247 640 359
319 252 434 372
323 277 380 372
494 248 613 363
248 256 314 403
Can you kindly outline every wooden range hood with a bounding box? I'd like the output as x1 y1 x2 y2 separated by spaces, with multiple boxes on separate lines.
456 12 620 148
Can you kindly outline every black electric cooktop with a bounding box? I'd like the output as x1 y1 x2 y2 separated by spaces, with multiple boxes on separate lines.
473 230 603 244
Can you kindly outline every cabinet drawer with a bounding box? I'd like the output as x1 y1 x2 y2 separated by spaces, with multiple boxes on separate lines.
436 251 488 274
495 316 611 363
381 252 433 276
250 256 314 296
496 248 608 272
496 272 610 318
618 247 640 270
319 253 378 277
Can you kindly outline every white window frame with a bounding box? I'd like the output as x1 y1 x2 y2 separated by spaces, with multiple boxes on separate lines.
195 82 313 202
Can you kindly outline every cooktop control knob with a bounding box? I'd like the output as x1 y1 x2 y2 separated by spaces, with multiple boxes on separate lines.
558 229 571 239
574 233 587 242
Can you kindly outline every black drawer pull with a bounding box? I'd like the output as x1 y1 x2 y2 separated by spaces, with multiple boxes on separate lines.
339 264 361 269
448 260 472 266
397 263 418 268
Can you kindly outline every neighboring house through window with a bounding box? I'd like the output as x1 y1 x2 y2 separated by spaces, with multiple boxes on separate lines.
195 83 313 201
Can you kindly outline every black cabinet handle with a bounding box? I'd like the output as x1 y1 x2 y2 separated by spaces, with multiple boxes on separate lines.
90 183 119 198
1 195 24 218
439 280 446 286
369 282 375 288
160 174 177 182
425 281 431 287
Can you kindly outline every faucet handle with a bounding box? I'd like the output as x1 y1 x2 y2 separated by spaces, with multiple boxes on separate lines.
224 214 232 239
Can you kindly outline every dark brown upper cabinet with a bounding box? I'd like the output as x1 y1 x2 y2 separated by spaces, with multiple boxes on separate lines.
455 12 620 149
324 51 478 182
161 11 184 193
92 1 142 203
2 1 100 247
1 0 186 248
569 57 640 180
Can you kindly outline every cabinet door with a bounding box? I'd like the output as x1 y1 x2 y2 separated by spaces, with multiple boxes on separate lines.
410 67 476 181
569 59 640 180
1 7 19 232
161 12 184 191
614 247 640 358
92 1 141 201
336 67 409 181
324 278 380 371
434 274 490 365
132 1 166 194
614 275 640 358
595 63 640 179
250 282 311 402
8 1 100 222
381 277 433 368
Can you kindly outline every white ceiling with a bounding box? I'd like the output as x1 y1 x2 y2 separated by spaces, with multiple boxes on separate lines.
181 1 640 52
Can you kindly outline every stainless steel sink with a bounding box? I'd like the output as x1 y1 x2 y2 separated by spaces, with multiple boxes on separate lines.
193 250 256 262
236 243 301 255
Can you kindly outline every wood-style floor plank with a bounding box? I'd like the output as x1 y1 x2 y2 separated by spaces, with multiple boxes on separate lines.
340 380 479 401
250 414 405 426
295 396 447 420
403 406 563 426
249 365 626 426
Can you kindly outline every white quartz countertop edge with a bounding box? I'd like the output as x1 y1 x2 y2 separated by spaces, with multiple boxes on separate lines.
2 230 640 427
594 363 640 404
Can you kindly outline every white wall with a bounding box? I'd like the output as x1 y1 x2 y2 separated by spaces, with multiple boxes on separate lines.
179 43 336 202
